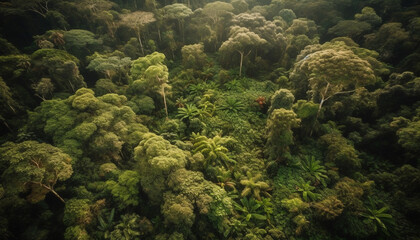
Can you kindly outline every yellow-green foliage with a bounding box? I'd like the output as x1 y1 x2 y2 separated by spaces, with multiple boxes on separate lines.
106 170 141 209
63 199 92 226
0 141 73 203
28 88 147 163
134 133 187 202
281 197 310 213
334 177 364 212
320 133 361 174
64 225 90 240
312 196 344 220
162 192 195 227
265 108 300 160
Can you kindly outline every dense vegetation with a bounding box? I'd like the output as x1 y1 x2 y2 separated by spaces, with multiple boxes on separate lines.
0 0 420 239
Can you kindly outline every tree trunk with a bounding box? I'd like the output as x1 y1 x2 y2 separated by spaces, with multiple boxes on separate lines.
49 188 65 203
136 30 145 56
157 25 162 42
162 84 169 119
238 51 244 77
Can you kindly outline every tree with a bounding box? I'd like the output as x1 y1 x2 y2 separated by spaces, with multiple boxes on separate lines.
328 20 372 40
355 7 382 27
163 3 193 43
364 22 409 62
312 196 344 220
320 133 361 175
0 141 73 203
31 48 86 93
202 1 234 44
181 43 207 70
33 77 54 100
279 9 296 24
64 29 102 59
191 133 236 168
267 89 295 115
290 43 376 132
129 52 170 118
240 172 271 200
119 11 156 56
10 0 52 18
87 51 132 84
106 170 141 209
219 26 267 76
0 77 19 113
265 109 300 161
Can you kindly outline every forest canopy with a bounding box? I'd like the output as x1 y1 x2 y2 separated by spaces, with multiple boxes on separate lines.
0 0 420 240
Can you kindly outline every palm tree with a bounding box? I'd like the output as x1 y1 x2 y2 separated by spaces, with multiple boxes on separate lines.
295 180 320 202
300 156 328 187
360 198 394 235
233 197 267 223
240 172 271 200
176 104 200 121
218 97 245 114
97 208 115 239
192 133 236 168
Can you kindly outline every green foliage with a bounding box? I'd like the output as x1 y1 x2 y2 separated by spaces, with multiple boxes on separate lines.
312 196 344 220
106 170 141 209
396 118 420 158
281 197 309 213
28 88 147 166
294 180 320 202
64 29 102 58
218 97 245 114
31 48 86 93
265 108 300 161
134 133 187 202
181 43 208 70
219 26 267 76
233 198 267 223
87 51 132 84
320 133 361 175
64 225 90 240
360 198 394 235
0 141 73 203
97 208 115 239
176 104 200 121
300 156 328 187
110 214 145 240
267 89 295 115
279 9 296 24
63 199 92 226
334 177 364 212
192 133 236 168
240 172 271 200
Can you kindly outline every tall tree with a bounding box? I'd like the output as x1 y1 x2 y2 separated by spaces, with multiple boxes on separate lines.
130 52 170 118
219 26 267 76
119 11 156 56
162 3 193 43
290 43 376 133
0 141 73 203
